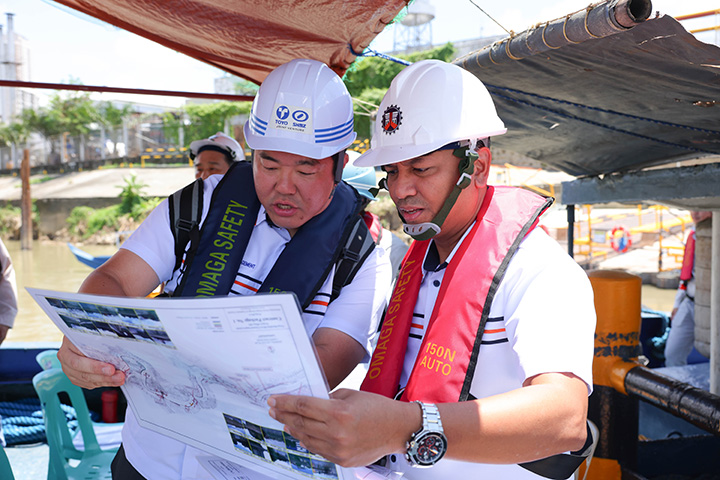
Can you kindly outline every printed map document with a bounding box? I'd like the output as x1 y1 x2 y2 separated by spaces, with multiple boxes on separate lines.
29 288 351 480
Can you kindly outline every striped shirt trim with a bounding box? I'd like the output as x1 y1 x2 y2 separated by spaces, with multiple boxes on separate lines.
481 316 507 345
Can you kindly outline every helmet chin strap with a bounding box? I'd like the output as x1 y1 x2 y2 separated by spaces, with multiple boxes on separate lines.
399 145 478 241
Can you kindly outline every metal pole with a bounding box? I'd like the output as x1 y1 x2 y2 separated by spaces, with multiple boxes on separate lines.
711 213 720 394
658 207 663 272
623 365 720 433
20 148 31 250
587 205 593 264
567 204 575 258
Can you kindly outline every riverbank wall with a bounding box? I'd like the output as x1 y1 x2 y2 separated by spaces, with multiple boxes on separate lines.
0 166 196 236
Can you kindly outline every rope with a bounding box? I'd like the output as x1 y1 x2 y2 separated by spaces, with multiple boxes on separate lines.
486 84 720 136
0 398 78 446
348 46 411 66
488 89 719 155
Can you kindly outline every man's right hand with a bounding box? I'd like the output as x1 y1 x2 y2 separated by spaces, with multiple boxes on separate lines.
57 336 125 389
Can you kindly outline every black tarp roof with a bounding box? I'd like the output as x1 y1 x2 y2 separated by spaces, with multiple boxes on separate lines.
457 14 720 179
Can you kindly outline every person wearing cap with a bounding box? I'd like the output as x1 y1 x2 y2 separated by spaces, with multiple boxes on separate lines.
190 131 246 180
56 58 392 479
268 60 596 480
343 151 409 283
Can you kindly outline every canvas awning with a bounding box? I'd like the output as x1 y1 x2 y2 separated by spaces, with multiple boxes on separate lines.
455 0 720 208
54 0 407 84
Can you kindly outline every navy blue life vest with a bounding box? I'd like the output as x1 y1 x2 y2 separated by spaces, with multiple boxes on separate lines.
172 162 373 309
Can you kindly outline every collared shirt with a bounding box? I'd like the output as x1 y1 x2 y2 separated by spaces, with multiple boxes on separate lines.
388 227 596 480
120 174 392 480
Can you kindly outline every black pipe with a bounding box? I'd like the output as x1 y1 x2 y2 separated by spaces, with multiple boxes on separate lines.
458 0 652 68
567 204 575 258
624 365 720 435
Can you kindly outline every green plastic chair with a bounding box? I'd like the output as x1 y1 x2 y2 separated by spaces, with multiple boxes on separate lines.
33 368 115 480
0 443 15 480
36 349 62 370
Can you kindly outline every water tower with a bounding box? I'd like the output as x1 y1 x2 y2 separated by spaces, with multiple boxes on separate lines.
393 0 435 53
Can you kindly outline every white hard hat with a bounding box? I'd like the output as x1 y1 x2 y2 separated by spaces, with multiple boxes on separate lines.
243 58 357 160
189 132 245 161
355 59 506 168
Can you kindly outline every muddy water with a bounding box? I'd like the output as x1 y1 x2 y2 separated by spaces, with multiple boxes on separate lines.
2 239 678 343
4 239 118 343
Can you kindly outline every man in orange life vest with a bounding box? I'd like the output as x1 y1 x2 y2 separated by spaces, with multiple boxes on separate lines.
267 60 597 479
664 211 712 366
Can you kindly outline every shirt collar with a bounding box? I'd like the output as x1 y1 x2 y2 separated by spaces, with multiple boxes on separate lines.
422 220 477 274
257 205 291 241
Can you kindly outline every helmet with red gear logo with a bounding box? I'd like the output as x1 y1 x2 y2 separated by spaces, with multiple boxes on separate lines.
355 59 505 168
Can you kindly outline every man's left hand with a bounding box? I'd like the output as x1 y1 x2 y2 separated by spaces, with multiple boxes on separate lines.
268 389 418 467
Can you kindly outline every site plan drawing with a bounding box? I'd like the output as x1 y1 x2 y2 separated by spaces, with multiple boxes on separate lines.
29 288 349 480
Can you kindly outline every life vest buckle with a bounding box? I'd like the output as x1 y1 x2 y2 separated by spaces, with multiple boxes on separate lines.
175 218 198 233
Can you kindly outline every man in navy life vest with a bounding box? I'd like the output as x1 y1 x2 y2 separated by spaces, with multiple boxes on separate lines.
268 60 597 480
56 58 392 479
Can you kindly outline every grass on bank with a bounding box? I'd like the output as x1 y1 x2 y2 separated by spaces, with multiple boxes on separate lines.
67 174 161 240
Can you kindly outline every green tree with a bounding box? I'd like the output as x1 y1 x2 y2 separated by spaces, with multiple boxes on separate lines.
97 101 133 129
97 101 134 156
162 101 251 146
20 90 99 139
233 79 259 96
0 122 30 147
343 43 457 138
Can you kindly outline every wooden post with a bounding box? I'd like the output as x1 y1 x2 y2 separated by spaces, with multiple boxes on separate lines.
20 148 32 250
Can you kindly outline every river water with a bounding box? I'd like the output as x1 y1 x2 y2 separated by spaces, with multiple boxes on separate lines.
4 239 118 343
3 239 677 344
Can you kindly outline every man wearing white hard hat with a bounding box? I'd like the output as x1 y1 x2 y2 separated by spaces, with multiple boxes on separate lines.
57 58 392 479
269 59 596 480
189 131 246 180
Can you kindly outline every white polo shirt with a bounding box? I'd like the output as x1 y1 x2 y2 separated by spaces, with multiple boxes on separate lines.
120 174 392 479
387 227 596 480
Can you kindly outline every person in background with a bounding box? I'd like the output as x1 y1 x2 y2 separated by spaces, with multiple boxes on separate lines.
0 237 18 447
190 131 246 180
664 210 712 367
343 151 409 282
268 59 596 480
0 237 17 346
57 58 392 479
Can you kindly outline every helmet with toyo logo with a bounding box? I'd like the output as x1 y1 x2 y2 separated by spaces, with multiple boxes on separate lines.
189 132 245 162
342 150 377 202
243 58 357 160
355 59 506 168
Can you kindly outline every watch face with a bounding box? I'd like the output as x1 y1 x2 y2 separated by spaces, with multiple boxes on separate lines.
414 432 447 466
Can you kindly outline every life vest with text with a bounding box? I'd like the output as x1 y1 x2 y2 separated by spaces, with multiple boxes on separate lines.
172 161 370 309
360 185 552 402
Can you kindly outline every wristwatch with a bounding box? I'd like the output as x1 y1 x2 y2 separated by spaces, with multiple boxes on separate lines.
405 401 448 467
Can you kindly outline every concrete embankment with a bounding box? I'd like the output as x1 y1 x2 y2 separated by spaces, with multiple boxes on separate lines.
0 166 196 235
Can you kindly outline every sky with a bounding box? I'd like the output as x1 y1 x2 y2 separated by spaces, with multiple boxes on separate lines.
0 0 718 108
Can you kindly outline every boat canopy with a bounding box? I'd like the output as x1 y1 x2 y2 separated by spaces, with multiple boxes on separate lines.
54 0 407 84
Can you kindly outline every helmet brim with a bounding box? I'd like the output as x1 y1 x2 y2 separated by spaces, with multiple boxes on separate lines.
355 128 507 167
